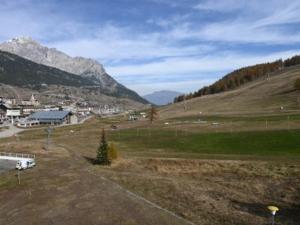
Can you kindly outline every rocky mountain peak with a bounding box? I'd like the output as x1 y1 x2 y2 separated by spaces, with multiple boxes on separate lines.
0 37 107 83
0 37 147 104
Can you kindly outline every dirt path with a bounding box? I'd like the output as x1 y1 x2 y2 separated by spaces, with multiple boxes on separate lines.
0 142 194 225
63 143 196 225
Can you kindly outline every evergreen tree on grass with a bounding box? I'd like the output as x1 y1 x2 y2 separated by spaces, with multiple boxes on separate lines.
96 129 111 165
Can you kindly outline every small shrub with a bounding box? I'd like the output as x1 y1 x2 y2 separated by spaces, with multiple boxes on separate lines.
108 142 119 161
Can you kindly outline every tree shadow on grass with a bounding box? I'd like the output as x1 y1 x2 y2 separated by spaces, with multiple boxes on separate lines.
83 156 98 165
232 200 268 218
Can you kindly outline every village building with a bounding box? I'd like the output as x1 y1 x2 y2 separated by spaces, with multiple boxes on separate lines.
0 103 22 123
17 118 40 128
140 112 147 118
4 98 17 105
28 110 75 125
0 105 6 123
21 94 40 106
77 107 93 116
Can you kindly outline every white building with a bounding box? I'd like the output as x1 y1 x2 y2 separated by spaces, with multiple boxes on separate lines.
21 94 40 106
17 119 40 128
0 104 21 123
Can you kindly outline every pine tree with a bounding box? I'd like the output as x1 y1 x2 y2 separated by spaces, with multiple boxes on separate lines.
96 129 110 165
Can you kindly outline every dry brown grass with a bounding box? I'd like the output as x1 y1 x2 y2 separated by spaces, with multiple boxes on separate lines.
100 158 300 225
0 131 193 225
160 66 300 119
0 114 299 225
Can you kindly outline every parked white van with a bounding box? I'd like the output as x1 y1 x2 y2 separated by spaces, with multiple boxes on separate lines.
16 159 36 170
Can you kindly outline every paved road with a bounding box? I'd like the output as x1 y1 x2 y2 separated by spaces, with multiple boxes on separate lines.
0 124 24 139
0 159 16 174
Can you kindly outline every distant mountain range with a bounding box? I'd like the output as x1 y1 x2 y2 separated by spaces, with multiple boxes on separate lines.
143 90 182 105
0 37 147 104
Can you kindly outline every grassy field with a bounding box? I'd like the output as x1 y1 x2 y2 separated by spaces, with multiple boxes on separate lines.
170 113 300 122
107 128 300 158
1 49 300 225
160 66 300 119
0 114 300 225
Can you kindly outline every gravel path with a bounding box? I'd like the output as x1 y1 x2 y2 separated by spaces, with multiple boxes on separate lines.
0 124 24 139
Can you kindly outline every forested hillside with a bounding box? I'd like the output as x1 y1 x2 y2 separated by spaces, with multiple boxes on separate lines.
174 55 300 102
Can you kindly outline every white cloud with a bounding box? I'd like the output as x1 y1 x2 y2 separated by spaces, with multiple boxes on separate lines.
128 79 215 96
197 21 300 44
254 1 300 27
107 50 300 77
109 49 300 95
191 0 300 44
194 0 246 12
48 36 213 62
46 22 215 62
0 0 300 96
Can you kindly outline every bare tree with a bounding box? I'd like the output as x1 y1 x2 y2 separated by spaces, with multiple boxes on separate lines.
148 105 158 124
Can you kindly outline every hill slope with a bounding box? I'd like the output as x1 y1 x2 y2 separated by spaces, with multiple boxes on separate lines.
160 65 300 119
0 37 147 104
175 55 300 103
0 50 97 87
143 90 182 105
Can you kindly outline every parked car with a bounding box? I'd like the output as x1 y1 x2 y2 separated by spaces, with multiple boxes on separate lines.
16 159 36 170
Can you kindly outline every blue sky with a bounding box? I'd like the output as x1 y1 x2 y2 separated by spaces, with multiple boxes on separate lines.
1 0 300 95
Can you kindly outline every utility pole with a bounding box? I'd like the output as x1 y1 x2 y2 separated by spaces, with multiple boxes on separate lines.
17 170 21 185
45 126 54 151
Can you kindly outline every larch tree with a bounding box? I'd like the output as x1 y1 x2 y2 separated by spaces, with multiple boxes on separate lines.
149 105 158 124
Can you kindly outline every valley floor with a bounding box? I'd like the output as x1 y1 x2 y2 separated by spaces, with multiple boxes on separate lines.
0 113 299 225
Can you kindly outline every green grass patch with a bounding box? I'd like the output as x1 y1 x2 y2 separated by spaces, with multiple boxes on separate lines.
0 174 18 189
171 114 300 122
108 128 300 157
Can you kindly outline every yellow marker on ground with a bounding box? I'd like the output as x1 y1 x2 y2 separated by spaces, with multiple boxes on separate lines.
268 206 279 215
268 206 279 225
